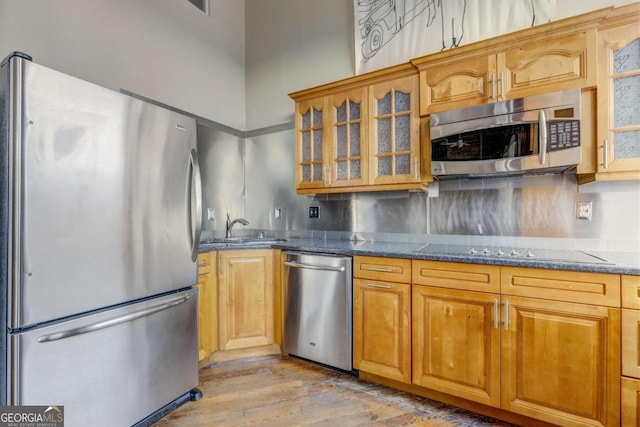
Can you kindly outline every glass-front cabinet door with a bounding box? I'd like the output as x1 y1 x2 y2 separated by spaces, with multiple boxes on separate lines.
597 22 640 176
329 88 368 187
295 98 327 190
369 75 421 185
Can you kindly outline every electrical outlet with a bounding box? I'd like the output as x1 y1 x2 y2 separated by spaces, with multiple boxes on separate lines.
576 201 593 221
207 208 216 221
274 207 282 220
308 206 319 219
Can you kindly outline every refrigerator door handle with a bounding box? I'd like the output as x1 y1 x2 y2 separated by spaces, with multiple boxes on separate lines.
36 295 190 343
187 148 203 262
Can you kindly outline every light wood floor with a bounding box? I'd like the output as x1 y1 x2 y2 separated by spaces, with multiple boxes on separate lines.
155 355 517 426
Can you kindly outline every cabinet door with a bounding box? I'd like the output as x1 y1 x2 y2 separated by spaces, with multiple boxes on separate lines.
328 88 368 187
596 22 640 176
295 98 328 190
196 252 216 361
623 309 640 379
499 31 596 100
419 54 494 115
369 75 421 185
353 279 411 384
218 250 274 351
501 296 620 427
622 377 640 427
412 286 501 408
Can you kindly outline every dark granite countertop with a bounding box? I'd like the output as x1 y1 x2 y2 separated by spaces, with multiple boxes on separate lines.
199 237 640 275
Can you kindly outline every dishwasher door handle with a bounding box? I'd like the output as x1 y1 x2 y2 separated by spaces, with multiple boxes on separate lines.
284 261 346 272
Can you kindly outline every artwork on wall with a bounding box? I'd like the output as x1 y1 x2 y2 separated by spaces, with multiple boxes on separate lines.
354 0 556 74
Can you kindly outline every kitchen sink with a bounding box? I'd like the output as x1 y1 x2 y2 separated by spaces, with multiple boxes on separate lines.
201 237 287 246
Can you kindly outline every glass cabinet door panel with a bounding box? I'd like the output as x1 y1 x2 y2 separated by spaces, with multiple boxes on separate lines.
370 74 420 184
613 75 640 128
613 38 640 73
330 88 367 187
301 131 311 162
597 23 640 175
295 100 326 189
614 130 640 159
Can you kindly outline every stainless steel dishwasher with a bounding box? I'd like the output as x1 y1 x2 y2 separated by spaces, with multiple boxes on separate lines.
283 252 353 371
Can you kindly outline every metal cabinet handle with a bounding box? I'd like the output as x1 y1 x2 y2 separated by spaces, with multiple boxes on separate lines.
601 140 609 169
493 298 499 329
367 283 392 289
366 267 393 272
538 110 548 166
499 72 504 99
414 158 419 181
491 73 496 99
37 296 190 343
324 167 332 185
284 261 345 272
504 299 509 331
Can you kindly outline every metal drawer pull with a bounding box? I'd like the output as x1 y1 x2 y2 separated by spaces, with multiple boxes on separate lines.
493 298 499 329
366 267 393 272
367 283 392 289
284 261 345 272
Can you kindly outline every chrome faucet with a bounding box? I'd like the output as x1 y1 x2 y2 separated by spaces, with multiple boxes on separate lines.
225 214 249 238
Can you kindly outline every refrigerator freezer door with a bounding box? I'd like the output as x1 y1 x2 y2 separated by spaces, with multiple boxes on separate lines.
10 59 201 328
8 289 198 426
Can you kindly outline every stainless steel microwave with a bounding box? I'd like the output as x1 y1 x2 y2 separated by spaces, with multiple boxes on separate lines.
429 89 581 179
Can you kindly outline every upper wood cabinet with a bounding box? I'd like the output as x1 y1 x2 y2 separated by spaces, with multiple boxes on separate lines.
290 64 425 194
594 5 640 180
368 75 421 185
412 9 605 115
294 98 327 191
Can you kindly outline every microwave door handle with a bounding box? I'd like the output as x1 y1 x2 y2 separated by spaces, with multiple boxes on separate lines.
538 110 547 166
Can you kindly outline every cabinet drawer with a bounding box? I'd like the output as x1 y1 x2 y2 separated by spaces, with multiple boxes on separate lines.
354 256 411 283
412 260 500 293
501 267 620 307
197 252 211 274
622 275 640 309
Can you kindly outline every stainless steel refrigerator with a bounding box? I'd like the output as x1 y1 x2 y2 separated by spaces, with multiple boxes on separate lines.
0 52 203 426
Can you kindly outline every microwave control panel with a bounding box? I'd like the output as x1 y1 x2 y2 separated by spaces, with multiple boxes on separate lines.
548 120 580 151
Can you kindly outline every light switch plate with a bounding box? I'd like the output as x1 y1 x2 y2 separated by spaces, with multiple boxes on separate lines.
274 207 282 220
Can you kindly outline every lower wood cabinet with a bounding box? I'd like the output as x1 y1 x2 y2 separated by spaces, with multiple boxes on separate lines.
218 249 274 351
501 295 620 427
353 278 411 384
412 285 500 408
622 376 640 427
622 275 640 426
409 260 621 426
196 252 216 361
